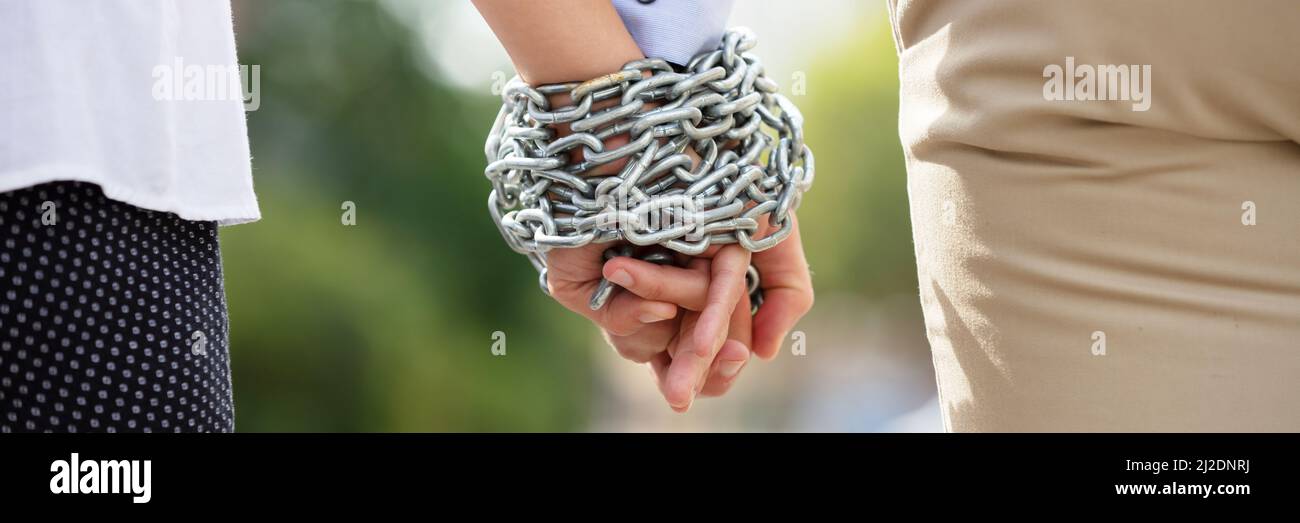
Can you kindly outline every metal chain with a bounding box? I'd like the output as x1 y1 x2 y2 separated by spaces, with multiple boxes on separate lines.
483 28 814 313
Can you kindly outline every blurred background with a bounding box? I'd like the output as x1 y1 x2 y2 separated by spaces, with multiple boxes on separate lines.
223 0 940 432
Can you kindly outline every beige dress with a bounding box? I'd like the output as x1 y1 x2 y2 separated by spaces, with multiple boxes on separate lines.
889 0 1300 431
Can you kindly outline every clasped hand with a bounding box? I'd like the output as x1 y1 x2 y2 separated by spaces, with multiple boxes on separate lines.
546 217 812 412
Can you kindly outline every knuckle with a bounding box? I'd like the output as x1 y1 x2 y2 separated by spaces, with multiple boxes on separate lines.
687 342 713 359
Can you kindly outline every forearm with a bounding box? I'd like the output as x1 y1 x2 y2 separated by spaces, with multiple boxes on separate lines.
472 0 643 85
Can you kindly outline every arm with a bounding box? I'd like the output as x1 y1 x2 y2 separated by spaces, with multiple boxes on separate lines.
472 0 643 85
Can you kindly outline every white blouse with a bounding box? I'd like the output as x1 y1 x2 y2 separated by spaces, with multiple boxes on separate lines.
0 0 259 225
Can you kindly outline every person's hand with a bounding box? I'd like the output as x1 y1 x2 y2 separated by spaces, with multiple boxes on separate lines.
527 65 810 411
606 211 816 367
748 213 815 361
546 244 753 411
542 87 758 411
600 245 755 410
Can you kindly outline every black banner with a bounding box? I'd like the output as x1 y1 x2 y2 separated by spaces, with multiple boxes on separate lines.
0 434 1291 510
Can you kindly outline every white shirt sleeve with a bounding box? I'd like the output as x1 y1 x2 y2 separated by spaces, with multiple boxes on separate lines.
611 0 736 65
0 0 259 225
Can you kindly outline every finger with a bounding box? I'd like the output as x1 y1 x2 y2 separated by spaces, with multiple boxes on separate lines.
603 256 710 311
649 351 676 409
651 340 750 410
690 245 751 359
698 340 750 398
699 296 753 397
599 291 677 337
728 291 753 354
662 247 749 411
605 318 677 364
544 242 614 318
750 214 814 360
545 243 682 339
658 315 698 412
752 288 812 360
699 294 753 397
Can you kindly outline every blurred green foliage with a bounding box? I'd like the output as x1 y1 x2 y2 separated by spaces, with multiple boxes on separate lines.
220 1 915 431
798 18 915 298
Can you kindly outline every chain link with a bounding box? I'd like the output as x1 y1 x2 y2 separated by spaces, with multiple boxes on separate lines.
483 28 814 313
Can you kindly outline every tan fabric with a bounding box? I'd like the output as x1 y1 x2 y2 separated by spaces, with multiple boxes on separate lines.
890 0 1300 431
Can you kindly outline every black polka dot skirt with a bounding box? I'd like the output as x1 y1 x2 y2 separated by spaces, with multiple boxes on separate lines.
0 182 233 432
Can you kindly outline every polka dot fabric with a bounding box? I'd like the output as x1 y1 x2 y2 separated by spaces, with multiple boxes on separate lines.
0 181 233 432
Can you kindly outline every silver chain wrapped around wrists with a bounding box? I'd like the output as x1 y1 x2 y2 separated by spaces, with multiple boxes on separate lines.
483 28 814 313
